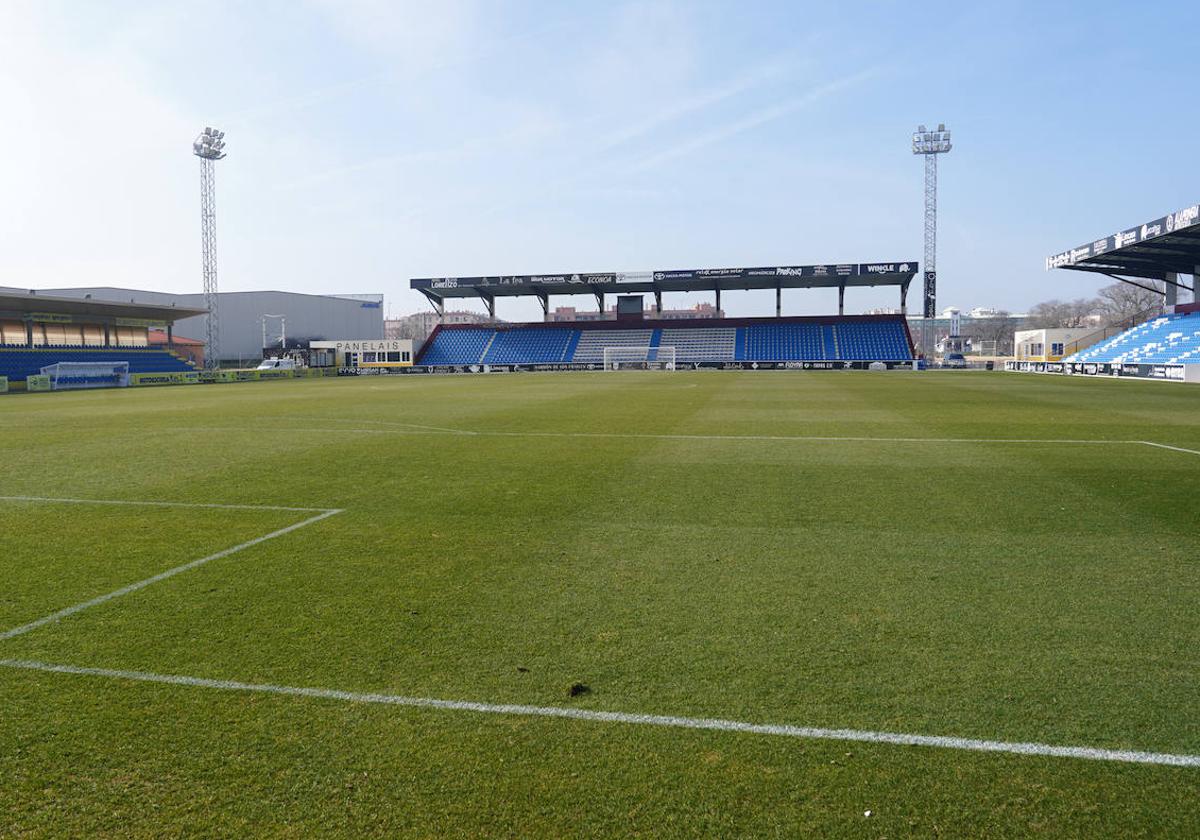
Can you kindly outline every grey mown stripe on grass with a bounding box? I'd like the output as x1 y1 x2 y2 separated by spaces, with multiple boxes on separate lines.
1 658 1197 768
0 509 343 641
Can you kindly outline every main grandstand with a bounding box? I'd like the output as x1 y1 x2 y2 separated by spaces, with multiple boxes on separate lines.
0 288 204 389
412 262 918 368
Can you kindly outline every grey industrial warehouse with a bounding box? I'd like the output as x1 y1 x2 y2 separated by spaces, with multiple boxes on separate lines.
29 288 384 365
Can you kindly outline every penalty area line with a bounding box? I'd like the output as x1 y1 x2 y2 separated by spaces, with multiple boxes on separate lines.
0 658 1197 768
1138 441 1200 456
0 508 343 642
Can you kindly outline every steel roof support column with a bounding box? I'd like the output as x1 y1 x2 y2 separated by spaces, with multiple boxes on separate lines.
715 287 721 316
1195 266 1200 304
1166 273 1179 309
654 289 662 315
594 291 604 315
838 285 845 316
419 289 445 321
900 281 909 315
537 292 549 322
776 285 782 317
477 290 495 320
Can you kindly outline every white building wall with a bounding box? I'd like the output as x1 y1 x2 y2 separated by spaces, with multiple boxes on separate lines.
36 287 384 362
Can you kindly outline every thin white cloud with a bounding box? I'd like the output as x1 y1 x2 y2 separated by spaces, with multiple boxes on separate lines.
627 68 881 173
592 52 814 154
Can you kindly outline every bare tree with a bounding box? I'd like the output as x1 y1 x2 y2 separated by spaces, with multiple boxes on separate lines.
1096 279 1164 327
1025 298 1099 329
968 310 1014 355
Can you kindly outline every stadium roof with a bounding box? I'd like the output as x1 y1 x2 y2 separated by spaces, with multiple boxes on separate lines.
412 262 919 304
0 288 207 322
1046 202 1200 283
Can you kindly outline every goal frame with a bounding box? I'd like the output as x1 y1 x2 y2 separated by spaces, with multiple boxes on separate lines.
39 361 131 390
602 346 676 371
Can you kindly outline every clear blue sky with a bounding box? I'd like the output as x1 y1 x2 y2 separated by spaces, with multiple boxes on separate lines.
2 1 1196 321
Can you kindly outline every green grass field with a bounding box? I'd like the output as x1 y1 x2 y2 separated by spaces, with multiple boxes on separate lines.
2 371 1198 837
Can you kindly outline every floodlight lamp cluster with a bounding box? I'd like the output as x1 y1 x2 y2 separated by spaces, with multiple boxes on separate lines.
193 126 227 160
912 123 951 155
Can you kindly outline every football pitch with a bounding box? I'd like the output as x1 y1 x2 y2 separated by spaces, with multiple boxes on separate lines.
1 371 1198 836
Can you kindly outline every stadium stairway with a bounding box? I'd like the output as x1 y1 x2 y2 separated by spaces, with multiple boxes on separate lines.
1064 311 1200 365
0 347 197 381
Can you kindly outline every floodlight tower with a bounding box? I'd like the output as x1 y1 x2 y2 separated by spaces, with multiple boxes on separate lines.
912 123 951 356
193 127 227 369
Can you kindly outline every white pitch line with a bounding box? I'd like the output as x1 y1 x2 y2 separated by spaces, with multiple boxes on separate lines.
176 426 1136 446
0 509 342 641
0 495 337 513
0 658 1196 769
289 417 479 435
1138 441 1200 456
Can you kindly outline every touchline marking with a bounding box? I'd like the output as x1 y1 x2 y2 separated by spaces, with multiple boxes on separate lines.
1 658 1196 769
0 495 337 513
0 508 342 641
178 427 1138 446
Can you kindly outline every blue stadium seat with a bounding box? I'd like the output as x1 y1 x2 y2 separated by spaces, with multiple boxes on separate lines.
1064 312 1200 365
0 348 196 381
483 328 575 364
739 320 911 361
415 319 912 365
418 329 496 365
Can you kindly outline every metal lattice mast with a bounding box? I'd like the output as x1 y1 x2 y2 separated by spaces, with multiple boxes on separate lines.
912 123 951 355
924 153 937 282
193 127 227 369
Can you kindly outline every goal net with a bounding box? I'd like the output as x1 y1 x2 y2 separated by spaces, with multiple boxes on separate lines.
40 361 130 390
602 346 676 371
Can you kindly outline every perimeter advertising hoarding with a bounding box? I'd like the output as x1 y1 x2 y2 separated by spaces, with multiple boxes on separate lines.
346 361 920 376
130 371 201 386
1005 360 1193 381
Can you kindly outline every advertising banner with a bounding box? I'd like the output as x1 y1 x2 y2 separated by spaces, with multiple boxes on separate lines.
412 263 918 292
1046 203 1200 269
392 361 919 375
1006 360 1192 381
130 371 200 386
115 317 168 328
